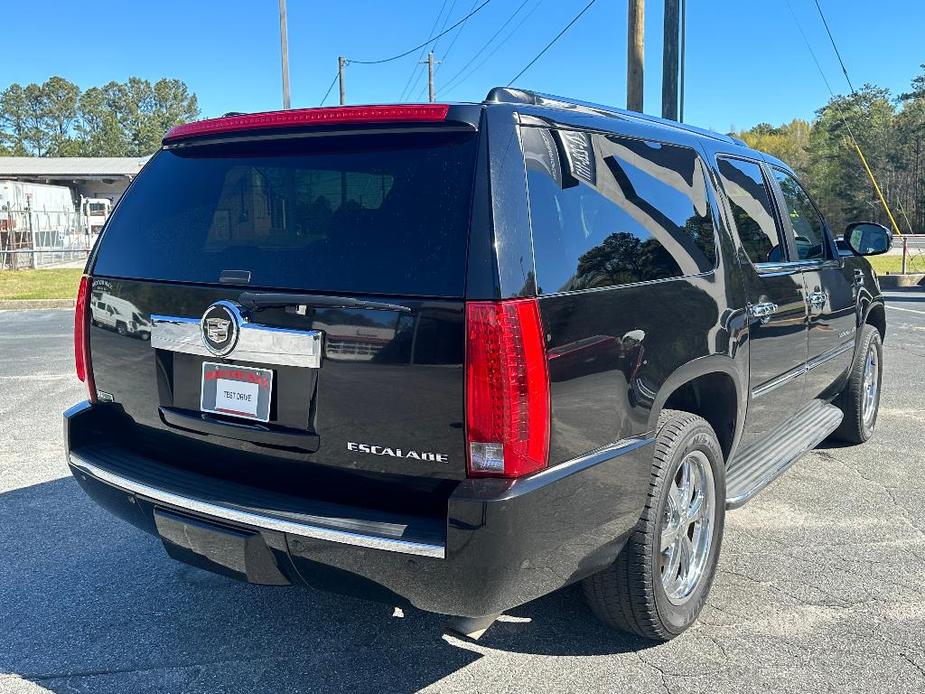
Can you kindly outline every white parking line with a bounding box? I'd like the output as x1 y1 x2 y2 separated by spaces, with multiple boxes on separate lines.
0 334 71 339
886 305 925 315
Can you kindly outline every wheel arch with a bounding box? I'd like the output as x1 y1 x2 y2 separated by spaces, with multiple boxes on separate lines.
864 300 886 342
648 356 746 464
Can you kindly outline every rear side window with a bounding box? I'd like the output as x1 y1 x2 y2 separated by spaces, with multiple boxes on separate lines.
771 168 830 261
92 132 479 297
717 157 785 265
523 127 717 294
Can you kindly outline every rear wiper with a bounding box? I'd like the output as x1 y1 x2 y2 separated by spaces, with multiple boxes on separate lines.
238 291 412 314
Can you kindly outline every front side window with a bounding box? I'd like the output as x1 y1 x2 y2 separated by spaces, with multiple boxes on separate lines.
523 127 717 294
771 168 829 261
717 157 784 265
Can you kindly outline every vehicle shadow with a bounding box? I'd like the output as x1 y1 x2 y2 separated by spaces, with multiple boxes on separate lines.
0 477 653 694
814 438 857 451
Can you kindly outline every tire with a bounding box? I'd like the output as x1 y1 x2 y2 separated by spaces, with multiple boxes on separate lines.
831 324 882 444
116 322 127 336
583 410 726 641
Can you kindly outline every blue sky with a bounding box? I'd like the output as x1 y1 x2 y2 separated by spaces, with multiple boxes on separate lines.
2 0 923 131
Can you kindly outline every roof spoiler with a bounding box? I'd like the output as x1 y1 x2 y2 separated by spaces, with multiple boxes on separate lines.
163 104 452 144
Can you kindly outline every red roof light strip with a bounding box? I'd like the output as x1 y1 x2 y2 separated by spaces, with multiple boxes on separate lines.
164 104 450 142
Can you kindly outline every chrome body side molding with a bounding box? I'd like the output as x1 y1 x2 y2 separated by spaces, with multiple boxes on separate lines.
751 365 804 399
522 435 656 489
804 340 854 372
751 339 855 399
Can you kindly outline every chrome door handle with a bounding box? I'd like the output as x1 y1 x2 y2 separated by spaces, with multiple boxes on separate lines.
808 291 827 309
749 302 778 324
854 268 864 288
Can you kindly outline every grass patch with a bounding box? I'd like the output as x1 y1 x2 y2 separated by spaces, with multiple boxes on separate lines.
868 254 925 275
0 268 83 300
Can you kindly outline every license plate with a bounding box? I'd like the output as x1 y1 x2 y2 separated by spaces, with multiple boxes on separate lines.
200 362 273 422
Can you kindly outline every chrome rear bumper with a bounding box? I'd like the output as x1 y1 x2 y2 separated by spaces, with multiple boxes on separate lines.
69 451 446 558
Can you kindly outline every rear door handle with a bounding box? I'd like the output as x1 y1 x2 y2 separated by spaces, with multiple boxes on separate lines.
749 302 778 324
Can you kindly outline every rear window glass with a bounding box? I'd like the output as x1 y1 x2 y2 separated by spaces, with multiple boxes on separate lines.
93 132 479 297
523 127 717 294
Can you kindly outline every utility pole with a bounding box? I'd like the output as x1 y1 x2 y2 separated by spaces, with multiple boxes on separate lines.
419 52 440 102
338 57 347 105
627 0 644 112
679 0 686 122
662 0 680 121
278 0 291 109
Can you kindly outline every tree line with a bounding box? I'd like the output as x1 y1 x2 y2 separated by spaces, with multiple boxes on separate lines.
0 76 199 157
2 67 924 235
735 65 925 235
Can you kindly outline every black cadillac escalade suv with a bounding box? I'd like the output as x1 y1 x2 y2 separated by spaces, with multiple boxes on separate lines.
66 89 890 641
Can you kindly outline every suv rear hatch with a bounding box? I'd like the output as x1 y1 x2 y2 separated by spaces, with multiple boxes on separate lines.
84 107 483 516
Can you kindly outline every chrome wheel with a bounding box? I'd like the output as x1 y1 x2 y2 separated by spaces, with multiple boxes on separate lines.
660 450 716 605
861 344 879 428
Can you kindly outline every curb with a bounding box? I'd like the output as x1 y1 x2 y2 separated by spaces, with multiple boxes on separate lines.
0 299 75 311
879 273 925 289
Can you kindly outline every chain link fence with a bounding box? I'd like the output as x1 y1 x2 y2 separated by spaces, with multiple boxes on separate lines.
893 234 925 274
0 207 93 270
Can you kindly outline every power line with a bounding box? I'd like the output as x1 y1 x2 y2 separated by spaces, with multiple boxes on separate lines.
347 0 493 65
411 0 459 101
441 0 539 95
783 0 837 99
414 0 479 101
812 0 856 94
399 0 450 102
429 0 459 58
783 0 904 235
319 72 338 106
507 0 598 86
807 0 907 233
436 0 480 74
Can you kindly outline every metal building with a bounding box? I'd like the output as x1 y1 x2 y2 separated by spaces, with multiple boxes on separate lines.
0 157 149 205
0 157 149 269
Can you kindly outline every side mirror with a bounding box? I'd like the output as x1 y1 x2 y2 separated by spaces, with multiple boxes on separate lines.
844 222 892 256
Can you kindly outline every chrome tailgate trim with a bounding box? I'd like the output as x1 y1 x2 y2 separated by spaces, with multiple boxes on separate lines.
150 314 323 368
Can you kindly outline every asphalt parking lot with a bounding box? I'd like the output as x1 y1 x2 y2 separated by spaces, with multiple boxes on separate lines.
2 291 924 694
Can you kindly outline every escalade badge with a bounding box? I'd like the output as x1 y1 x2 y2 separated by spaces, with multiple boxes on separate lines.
200 301 241 356
347 441 449 463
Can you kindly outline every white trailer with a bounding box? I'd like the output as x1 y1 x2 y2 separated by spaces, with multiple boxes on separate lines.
80 196 112 234
0 180 85 269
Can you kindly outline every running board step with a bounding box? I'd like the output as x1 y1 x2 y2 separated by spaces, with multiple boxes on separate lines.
725 400 843 509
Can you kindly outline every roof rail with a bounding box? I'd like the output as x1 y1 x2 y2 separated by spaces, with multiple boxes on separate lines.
484 87 742 146
725 133 749 147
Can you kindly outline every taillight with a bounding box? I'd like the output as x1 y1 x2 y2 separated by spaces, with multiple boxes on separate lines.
465 299 550 478
164 104 450 142
74 275 96 403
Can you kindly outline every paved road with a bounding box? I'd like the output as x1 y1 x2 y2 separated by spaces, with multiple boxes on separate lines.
2 293 924 694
